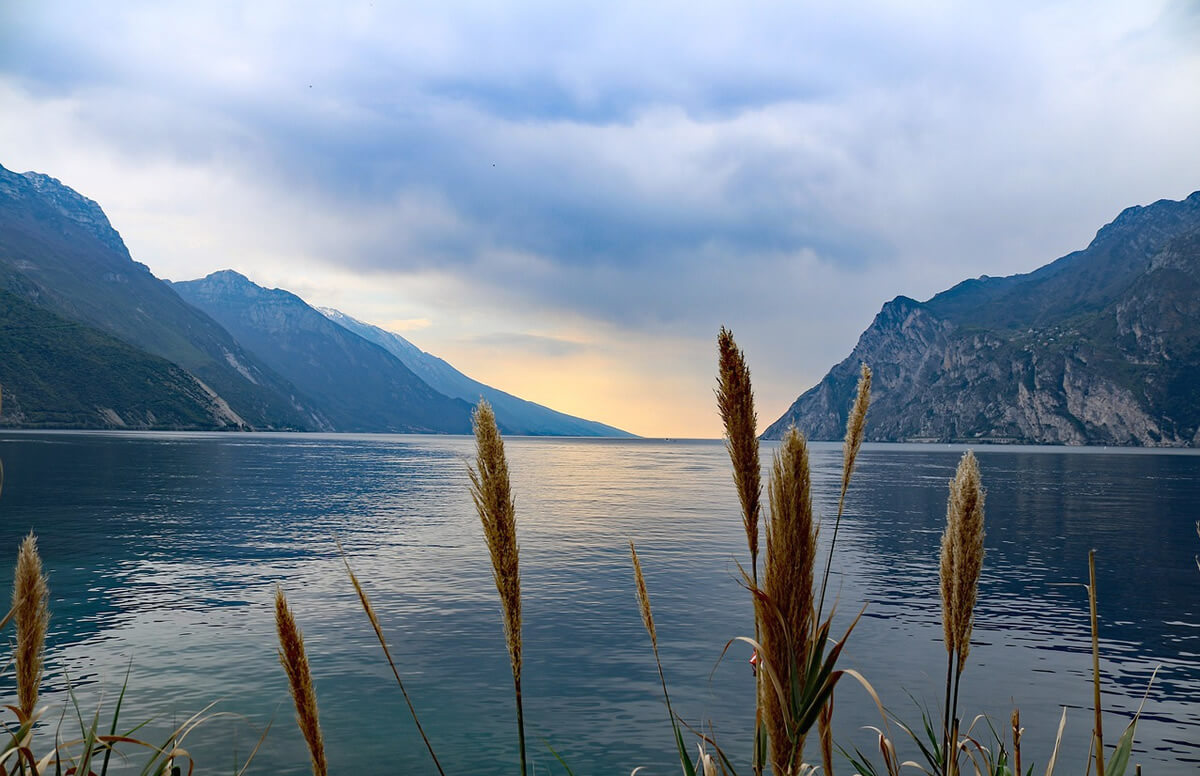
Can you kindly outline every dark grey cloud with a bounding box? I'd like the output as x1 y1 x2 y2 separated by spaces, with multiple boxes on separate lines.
3 0 1199 369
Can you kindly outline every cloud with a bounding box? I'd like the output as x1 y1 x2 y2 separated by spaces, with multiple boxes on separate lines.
467 332 593 359
2 0 1199 435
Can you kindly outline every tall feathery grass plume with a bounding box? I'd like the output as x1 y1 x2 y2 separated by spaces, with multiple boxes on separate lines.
937 451 985 776
717 327 766 775
758 427 818 775
13 531 49 718
817 363 871 620
717 327 762 580
469 400 527 776
275 587 327 776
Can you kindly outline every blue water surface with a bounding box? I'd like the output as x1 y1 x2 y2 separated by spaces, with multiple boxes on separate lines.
0 432 1195 774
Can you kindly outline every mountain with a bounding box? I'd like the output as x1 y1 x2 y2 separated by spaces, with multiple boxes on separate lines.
0 286 245 429
171 271 474 433
319 308 634 437
764 192 1200 446
0 164 323 429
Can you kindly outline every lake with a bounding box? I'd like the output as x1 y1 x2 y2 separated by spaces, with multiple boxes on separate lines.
0 431 1196 774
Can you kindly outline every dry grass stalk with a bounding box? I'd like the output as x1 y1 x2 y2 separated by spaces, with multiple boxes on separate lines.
948 452 985 670
718 327 766 775
1011 708 1022 776
469 400 527 776
759 427 818 775
840 364 872 505
340 548 446 776
817 363 872 622
13 531 49 718
819 697 835 776
630 541 677 723
470 400 522 677
938 451 986 776
630 540 657 652
717 327 762 579
274 587 327 776
939 508 957 657
1088 550 1105 776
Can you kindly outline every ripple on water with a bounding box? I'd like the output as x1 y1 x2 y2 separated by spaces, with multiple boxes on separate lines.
0 433 1195 774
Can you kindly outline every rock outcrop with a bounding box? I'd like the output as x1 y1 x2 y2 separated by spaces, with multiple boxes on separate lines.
765 192 1200 446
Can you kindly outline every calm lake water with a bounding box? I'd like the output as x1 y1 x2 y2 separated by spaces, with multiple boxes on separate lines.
0 431 1196 774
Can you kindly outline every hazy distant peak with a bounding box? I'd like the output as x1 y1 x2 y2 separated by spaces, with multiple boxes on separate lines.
319 307 427 355
318 306 634 437
182 270 308 307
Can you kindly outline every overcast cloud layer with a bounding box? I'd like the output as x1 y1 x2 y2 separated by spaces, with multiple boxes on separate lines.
2 1 1199 435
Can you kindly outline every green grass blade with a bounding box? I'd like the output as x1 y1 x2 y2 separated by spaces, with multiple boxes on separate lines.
1105 666 1159 776
100 660 134 776
544 740 578 776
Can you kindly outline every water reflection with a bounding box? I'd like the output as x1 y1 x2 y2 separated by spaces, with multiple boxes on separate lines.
0 433 1195 773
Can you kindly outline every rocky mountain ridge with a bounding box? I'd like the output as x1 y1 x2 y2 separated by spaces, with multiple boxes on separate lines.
765 192 1200 446
0 162 324 429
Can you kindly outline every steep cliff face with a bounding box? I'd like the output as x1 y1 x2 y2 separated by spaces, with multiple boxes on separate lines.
0 286 246 430
765 192 1200 446
0 163 324 429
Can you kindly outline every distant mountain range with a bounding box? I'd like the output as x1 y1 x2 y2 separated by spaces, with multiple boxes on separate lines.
0 163 631 436
765 191 1200 446
171 271 474 434
319 308 631 437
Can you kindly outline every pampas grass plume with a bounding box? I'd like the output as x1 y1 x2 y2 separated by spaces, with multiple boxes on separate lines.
717 327 762 576
759 426 818 774
630 540 657 652
13 531 49 718
939 506 957 654
470 400 528 776
469 400 522 677
948 451 985 667
841 364 872 497
275 587 327 776
938 450 986 776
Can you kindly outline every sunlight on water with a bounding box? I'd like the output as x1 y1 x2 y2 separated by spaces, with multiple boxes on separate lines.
0 432 1196 774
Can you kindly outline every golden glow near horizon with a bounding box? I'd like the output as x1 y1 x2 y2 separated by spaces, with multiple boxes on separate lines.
428 334 798 439
448 349 712 438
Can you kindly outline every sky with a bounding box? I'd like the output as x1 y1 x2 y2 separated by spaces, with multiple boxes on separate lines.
2 1 1199 437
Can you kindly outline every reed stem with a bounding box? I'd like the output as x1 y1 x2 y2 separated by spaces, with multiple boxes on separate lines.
341 549 446 776
1089 549 1105 776
1012 708 1022 776
514 674 528 776
941 650 954 776
948 666 962 776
